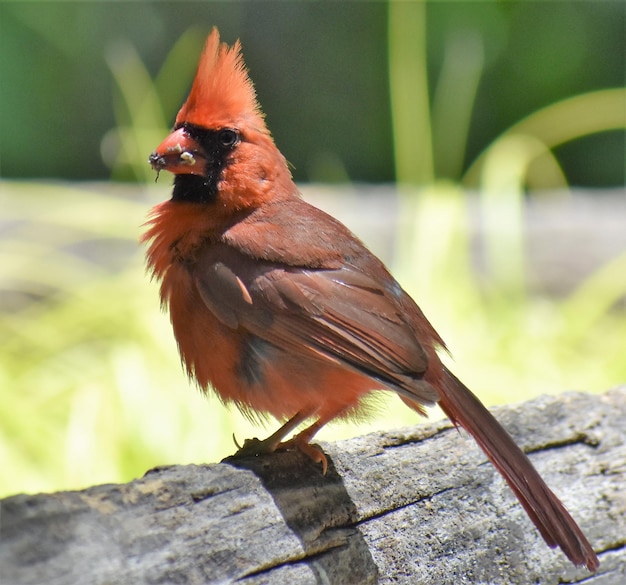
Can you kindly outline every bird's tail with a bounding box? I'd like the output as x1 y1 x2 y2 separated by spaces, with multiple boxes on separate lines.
434 366 598 571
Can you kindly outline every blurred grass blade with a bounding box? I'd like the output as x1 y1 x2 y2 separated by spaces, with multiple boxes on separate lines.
465 88 626 186
104 40 169 181
154 27 207 118
480 134 570 295
432 29 484 181
388 0 433 186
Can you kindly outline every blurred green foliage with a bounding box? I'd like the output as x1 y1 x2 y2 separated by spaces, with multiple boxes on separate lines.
1 2 625 497
2 178 625 498
0 1 624 185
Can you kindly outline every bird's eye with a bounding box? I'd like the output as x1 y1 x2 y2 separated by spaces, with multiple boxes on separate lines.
218 129 239 148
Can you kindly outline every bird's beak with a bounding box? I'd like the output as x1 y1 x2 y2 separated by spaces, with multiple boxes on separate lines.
149 128 207 176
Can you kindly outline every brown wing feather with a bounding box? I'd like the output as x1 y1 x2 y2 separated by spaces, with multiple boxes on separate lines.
190 201 598 571
194 243 438 406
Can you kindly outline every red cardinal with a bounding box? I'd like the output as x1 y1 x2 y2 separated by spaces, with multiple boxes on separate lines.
143 28 598 571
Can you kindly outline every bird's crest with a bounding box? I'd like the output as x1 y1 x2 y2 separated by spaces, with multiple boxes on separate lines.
175 28 267 133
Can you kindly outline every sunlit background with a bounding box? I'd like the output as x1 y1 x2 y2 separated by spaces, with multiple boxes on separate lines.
1 1 625 498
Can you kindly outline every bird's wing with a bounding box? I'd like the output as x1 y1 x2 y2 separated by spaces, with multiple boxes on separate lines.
193 244 438 405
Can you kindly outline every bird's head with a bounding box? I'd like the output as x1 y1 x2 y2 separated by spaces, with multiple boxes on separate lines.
149 28 293 207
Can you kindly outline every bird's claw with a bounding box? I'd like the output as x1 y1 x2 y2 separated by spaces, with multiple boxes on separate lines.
232 436 277 458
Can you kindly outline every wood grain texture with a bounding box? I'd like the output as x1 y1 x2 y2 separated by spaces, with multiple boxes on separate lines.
2 388 624 585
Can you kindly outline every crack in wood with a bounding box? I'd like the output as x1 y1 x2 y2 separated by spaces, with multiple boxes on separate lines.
234 532 351 582
379 425 453 449
596 540 626 556
355 484 461 526
190 484 240 503
525 432 601 455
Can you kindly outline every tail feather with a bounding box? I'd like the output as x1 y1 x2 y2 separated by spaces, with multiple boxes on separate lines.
436 367 598 571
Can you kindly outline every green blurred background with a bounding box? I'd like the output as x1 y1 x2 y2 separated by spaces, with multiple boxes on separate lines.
1 1 625 497
2 0 624 184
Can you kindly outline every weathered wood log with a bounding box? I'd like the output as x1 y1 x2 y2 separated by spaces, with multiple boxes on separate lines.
1 388 624 585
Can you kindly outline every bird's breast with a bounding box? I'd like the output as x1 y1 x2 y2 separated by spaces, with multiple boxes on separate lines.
161 260 375 423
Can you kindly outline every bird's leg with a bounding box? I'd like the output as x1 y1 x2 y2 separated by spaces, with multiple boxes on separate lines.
277 419 328 474
231 409 311 459
230 412 330 474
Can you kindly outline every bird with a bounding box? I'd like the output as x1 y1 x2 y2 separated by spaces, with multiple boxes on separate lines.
143 28 599 571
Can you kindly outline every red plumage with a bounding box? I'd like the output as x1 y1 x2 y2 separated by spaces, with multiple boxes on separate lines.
143 28 598 571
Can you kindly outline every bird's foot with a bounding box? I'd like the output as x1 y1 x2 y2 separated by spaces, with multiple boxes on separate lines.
226 412 327 473
228 433 327 474
277 436 328 475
